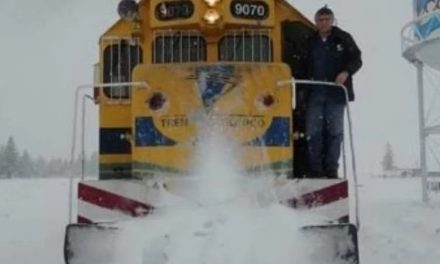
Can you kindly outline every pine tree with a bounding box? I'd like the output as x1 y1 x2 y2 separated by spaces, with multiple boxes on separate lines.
34 156 47 177
3 136 19 178
85 152 99 176
381 142 395 171
17 150 34 177
0 145 5 178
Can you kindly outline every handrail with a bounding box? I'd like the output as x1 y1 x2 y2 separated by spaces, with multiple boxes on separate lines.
68 81 149 224
401 9 440 54
401 9 440 38
277 79 360 229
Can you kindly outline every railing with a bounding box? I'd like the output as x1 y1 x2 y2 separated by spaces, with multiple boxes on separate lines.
277 79 360 229
401 9 440 60
68 81 150 223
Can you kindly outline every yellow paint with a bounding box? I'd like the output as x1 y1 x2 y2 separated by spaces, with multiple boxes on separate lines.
100 154 132 165
96 0 314 178
130 63 292 174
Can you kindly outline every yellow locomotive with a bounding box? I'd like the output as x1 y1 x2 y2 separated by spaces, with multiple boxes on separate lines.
65 0 359 263
95 0 314 179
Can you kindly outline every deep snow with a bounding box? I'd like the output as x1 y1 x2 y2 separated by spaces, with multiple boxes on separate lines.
1 176 439 264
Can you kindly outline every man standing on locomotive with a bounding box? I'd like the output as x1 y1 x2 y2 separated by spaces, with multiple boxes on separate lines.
304 6 362 178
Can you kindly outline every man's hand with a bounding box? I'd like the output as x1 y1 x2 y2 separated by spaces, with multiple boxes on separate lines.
335 71 349 85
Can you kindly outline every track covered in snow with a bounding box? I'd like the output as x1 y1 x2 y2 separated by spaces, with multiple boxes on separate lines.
1 175 439 263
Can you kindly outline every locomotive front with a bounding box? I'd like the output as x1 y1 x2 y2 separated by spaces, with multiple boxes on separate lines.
64 1 360 264
95 0 307 179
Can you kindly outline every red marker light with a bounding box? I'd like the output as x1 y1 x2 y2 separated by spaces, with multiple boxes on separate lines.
148 92 166 111
262 94 275 107
93 87 100 104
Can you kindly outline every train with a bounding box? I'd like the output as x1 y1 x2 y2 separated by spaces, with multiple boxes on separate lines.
64 0 360 263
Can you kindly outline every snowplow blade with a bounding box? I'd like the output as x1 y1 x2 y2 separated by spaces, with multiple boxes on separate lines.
64 223 359 264
301 223 359 264
64 223 119 264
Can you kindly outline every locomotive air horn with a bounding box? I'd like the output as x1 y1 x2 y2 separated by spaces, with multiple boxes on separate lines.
118 0 139 21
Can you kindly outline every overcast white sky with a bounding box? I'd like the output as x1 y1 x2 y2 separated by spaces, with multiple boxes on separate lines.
0 0 425 174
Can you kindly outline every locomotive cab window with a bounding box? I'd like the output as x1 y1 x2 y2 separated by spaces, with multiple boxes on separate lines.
153 32 206 63
103 41 143 99
219 33 272 62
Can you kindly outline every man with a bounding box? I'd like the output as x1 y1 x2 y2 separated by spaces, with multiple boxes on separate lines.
304 6 362 178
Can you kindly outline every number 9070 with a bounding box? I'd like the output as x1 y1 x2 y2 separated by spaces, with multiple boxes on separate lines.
231 0 269 20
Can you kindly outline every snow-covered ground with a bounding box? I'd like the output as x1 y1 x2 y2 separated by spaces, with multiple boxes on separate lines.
359 177 440 263
0 176 439 264
0 178 70 264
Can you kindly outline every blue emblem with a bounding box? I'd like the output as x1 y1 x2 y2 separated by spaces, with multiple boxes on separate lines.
194 65 236 108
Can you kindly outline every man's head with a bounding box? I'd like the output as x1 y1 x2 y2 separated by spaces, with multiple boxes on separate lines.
315 6 334 36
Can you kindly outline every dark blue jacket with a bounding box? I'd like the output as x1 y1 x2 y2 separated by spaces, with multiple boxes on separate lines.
304 26 362 102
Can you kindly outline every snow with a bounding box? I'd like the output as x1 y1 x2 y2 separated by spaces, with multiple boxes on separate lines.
1 176 440 263
90 133 326 263
109 201 327 264
2 121 438 263
99 132 338 264
0 178 70 264
359 177 440 264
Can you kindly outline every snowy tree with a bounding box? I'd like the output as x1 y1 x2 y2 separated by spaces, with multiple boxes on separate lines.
3 136 19 178
17 150 34 177
33 156 48 177
0 145 5 178
381 142 395 171
85 152 99 176
47 157 73 177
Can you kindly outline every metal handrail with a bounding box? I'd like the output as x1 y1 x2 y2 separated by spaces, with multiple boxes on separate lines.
81 94 95 182
401 9 440 54
68 81 149 223
277 79 360 229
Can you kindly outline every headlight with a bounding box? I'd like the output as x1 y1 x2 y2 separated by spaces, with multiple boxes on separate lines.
204 9 220 24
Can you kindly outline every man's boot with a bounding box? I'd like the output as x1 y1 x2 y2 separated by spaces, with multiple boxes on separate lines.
309 170 324 178
325 169 339 179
